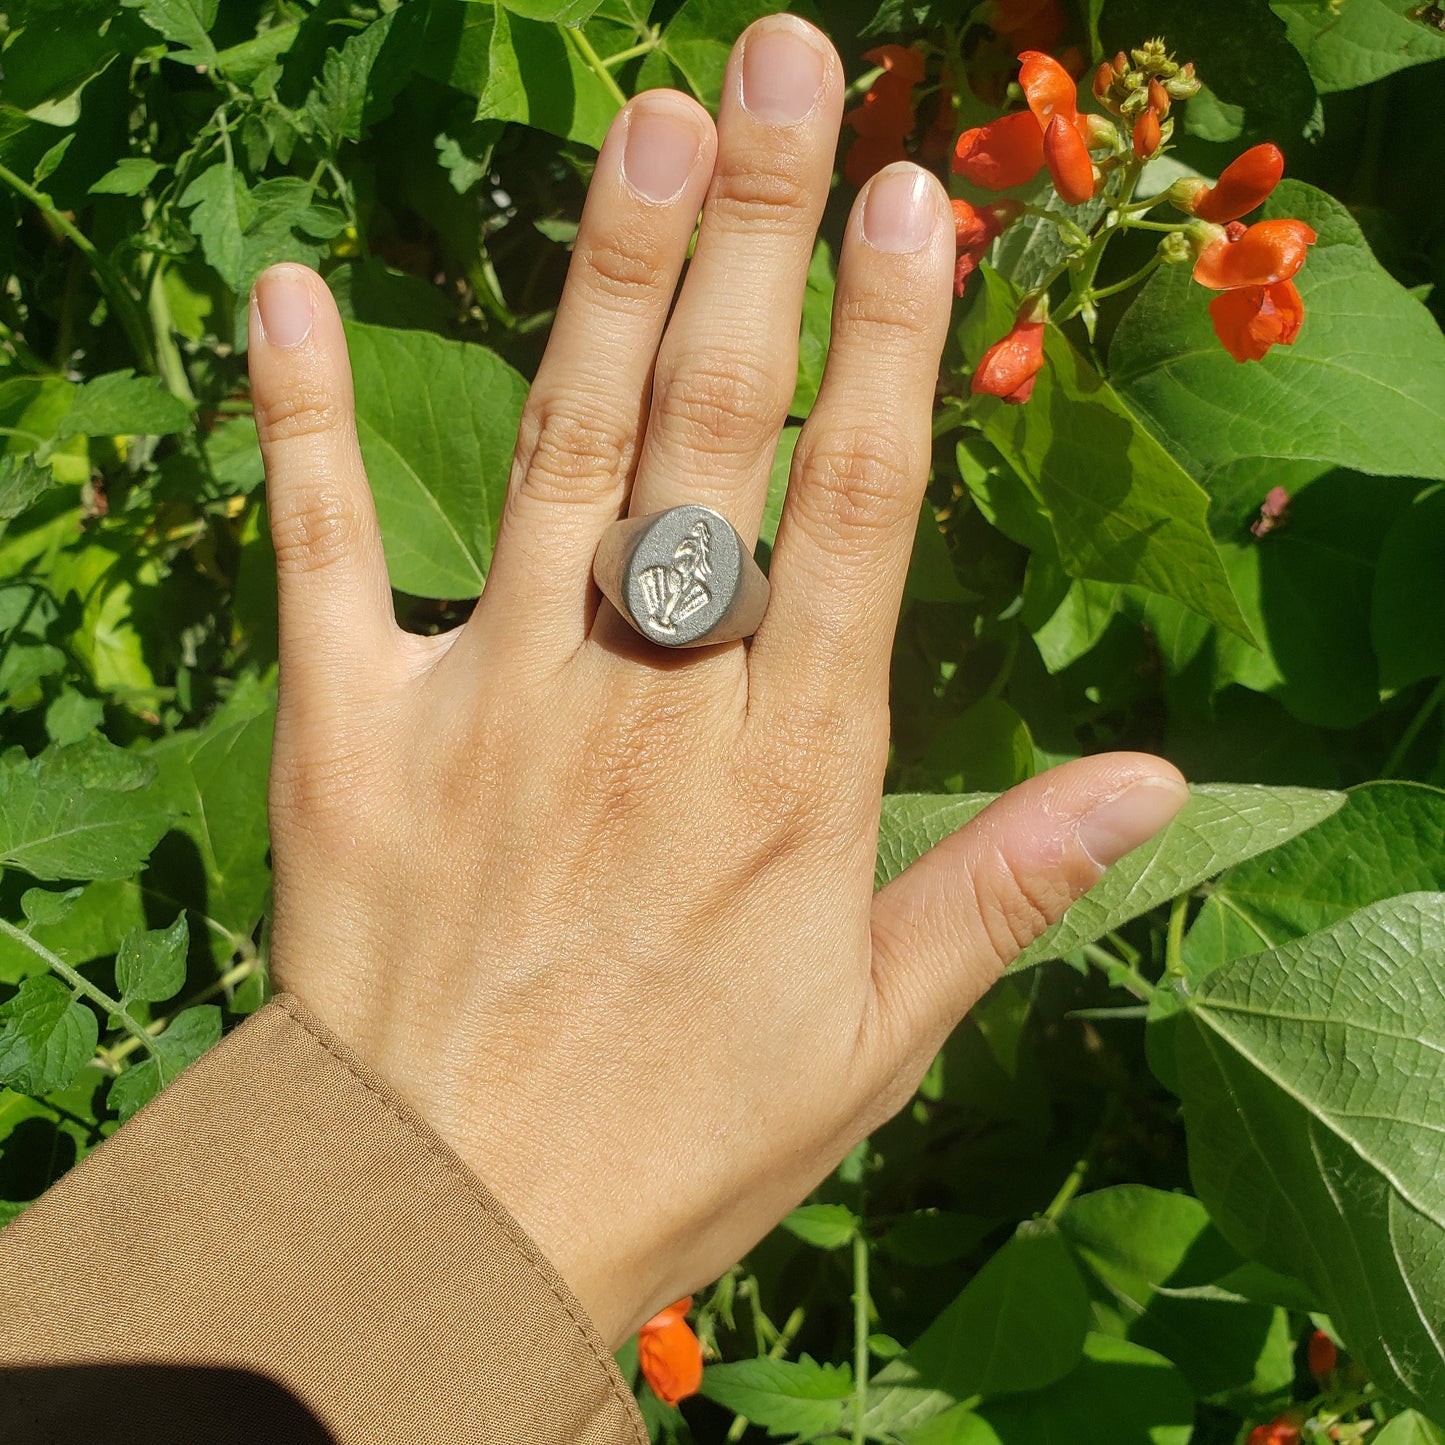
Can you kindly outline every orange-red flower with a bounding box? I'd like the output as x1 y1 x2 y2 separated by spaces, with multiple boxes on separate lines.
954 51 1094 202
1186 143 1286 223
1208 280 1305 362
1308 1329 1339 1377
1133 109 1161 159
637 1297 703 1407
972 309 1047 403
844 45 926 185
1249 1416 1303 1445
1193 218 1316 290
952 198 1021 295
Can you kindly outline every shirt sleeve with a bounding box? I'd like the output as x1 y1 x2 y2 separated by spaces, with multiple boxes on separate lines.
0 993 648 1445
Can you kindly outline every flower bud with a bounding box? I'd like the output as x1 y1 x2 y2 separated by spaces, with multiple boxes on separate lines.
1043 114 1096 204
1081 113 1118 149
1148 78 1171 116
1093 61 1114 101
1113 51 1129 76
1308 1330 1338 1377
1133 110 1162 158
1158 230 1195 265
1164 62 1200 100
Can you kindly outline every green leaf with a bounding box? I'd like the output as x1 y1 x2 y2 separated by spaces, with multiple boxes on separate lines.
790 238 834 418
304 9 422 150
1272 0 1445 91
144 674 275 966
53 369 192 442
178 164 249 293
700 1355 853 1440
1178 895 1445 1419
963 269 1252 641
44 691 105 748
1111 183 1445 487
0 455 60 536
970 1335 1195 1445
781 1203 859 1250
1057 1185 1295 1402
115 914 188 1005
647 0 821 110
1180 781 1445 978
0 736 172 882
1372 486 1445 689
1013 783 1346 968
876 794 993 890
20 887 83 929
877 1221 1091 1403
0 976 97 1095
422 2 620 149
501 0 608 23
346 321 529 598
121 0 218 65
88 157 163 196
108 1004 221 1123
1373 1413 1445 1445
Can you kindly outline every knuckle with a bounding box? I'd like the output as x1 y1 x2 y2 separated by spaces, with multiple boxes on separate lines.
708 151 814 230
652 354 789 458
834 283 937 346
512 400 635 508
576 229 672 306
972 844 1072 963
269 485 367 577
254 380 350 447
793 430 920 542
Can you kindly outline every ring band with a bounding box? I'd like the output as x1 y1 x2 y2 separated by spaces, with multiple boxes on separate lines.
592 504 770 648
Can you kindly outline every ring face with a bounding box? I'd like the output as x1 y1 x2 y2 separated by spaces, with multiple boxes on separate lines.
622 505 743 647
593 503 770 648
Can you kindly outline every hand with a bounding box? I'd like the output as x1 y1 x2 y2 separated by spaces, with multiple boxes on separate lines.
246 13 1187 1348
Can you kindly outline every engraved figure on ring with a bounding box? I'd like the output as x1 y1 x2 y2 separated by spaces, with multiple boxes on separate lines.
639 520 713 633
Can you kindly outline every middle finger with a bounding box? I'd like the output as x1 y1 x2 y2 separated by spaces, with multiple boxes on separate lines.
622 14 842 542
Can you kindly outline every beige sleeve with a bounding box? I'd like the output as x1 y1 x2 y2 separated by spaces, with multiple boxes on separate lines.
0 994 647 1445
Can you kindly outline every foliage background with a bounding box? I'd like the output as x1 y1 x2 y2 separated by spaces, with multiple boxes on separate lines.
1 0 1444 1442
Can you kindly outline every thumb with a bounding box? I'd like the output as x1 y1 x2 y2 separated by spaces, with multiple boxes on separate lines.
865 754 1188 1069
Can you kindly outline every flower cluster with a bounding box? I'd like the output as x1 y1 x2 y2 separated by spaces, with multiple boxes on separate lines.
636 1296 703 1407
942 39 1318 405
1248 1415 1304 1445
843 45 926 186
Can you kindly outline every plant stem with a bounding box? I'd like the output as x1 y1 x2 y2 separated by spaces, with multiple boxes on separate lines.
567 26 630 111
602 33 659 67
1165 893 1189 981
1381 677 1445 779
1088 252 1163 302
1122 217 1182 232
97 955 259 1068
0 916 160 1059
0 160 157 375
1082 942 1156 1001
851 1228 870 1445
1020 203 1091 247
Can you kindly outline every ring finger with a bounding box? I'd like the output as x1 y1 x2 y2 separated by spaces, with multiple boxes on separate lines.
619 14 842 549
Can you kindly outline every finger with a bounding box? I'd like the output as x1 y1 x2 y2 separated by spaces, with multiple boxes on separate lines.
248 263 402 713
622 13 842 538
455 91 715 669
864 758 1190 1080
747 161 952 720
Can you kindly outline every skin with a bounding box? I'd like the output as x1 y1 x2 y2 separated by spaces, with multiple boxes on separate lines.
247 14 1187 1350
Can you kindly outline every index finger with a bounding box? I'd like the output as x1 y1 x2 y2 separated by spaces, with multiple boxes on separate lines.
746 162 953 720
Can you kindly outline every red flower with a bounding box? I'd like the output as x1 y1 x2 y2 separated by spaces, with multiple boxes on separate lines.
1249 1416 1303 1445
1133 110 1161 159
991 0 1068 51
844 45 926 186
1308 1329 1339 1377
637 1297 703 1407
1193 218 1316 290
1208 281 1305 361
952 198 1021 295
972 309 1047 403
1189 143 1286 223
954 50 1094 201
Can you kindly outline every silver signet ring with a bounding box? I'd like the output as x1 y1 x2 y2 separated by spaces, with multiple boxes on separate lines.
592 504 770 648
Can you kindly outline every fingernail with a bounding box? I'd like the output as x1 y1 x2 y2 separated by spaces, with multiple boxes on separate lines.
863 167 935 253
622 97 704 204
253 265 315 349
741 15 826 125
1076 778 1190 870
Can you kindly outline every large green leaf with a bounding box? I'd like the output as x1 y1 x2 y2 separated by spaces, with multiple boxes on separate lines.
121 0 218 66
0 735 172 882
1180 781 1445 978
107 1004 221 1123
700 1355 853 1440
1177 895 1445 1418
115 914 188 1005
0 975 98 1095
874 1221 1091 1404
52 370 192 442
144 674 275 965
423 1 619 149
1057 1185 1295 1402
1111 183 1445 487
943 1335 1196 1445
1272 0 1445 91
963 270 1251 641
1372 486 1445 690
345 322 528 598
